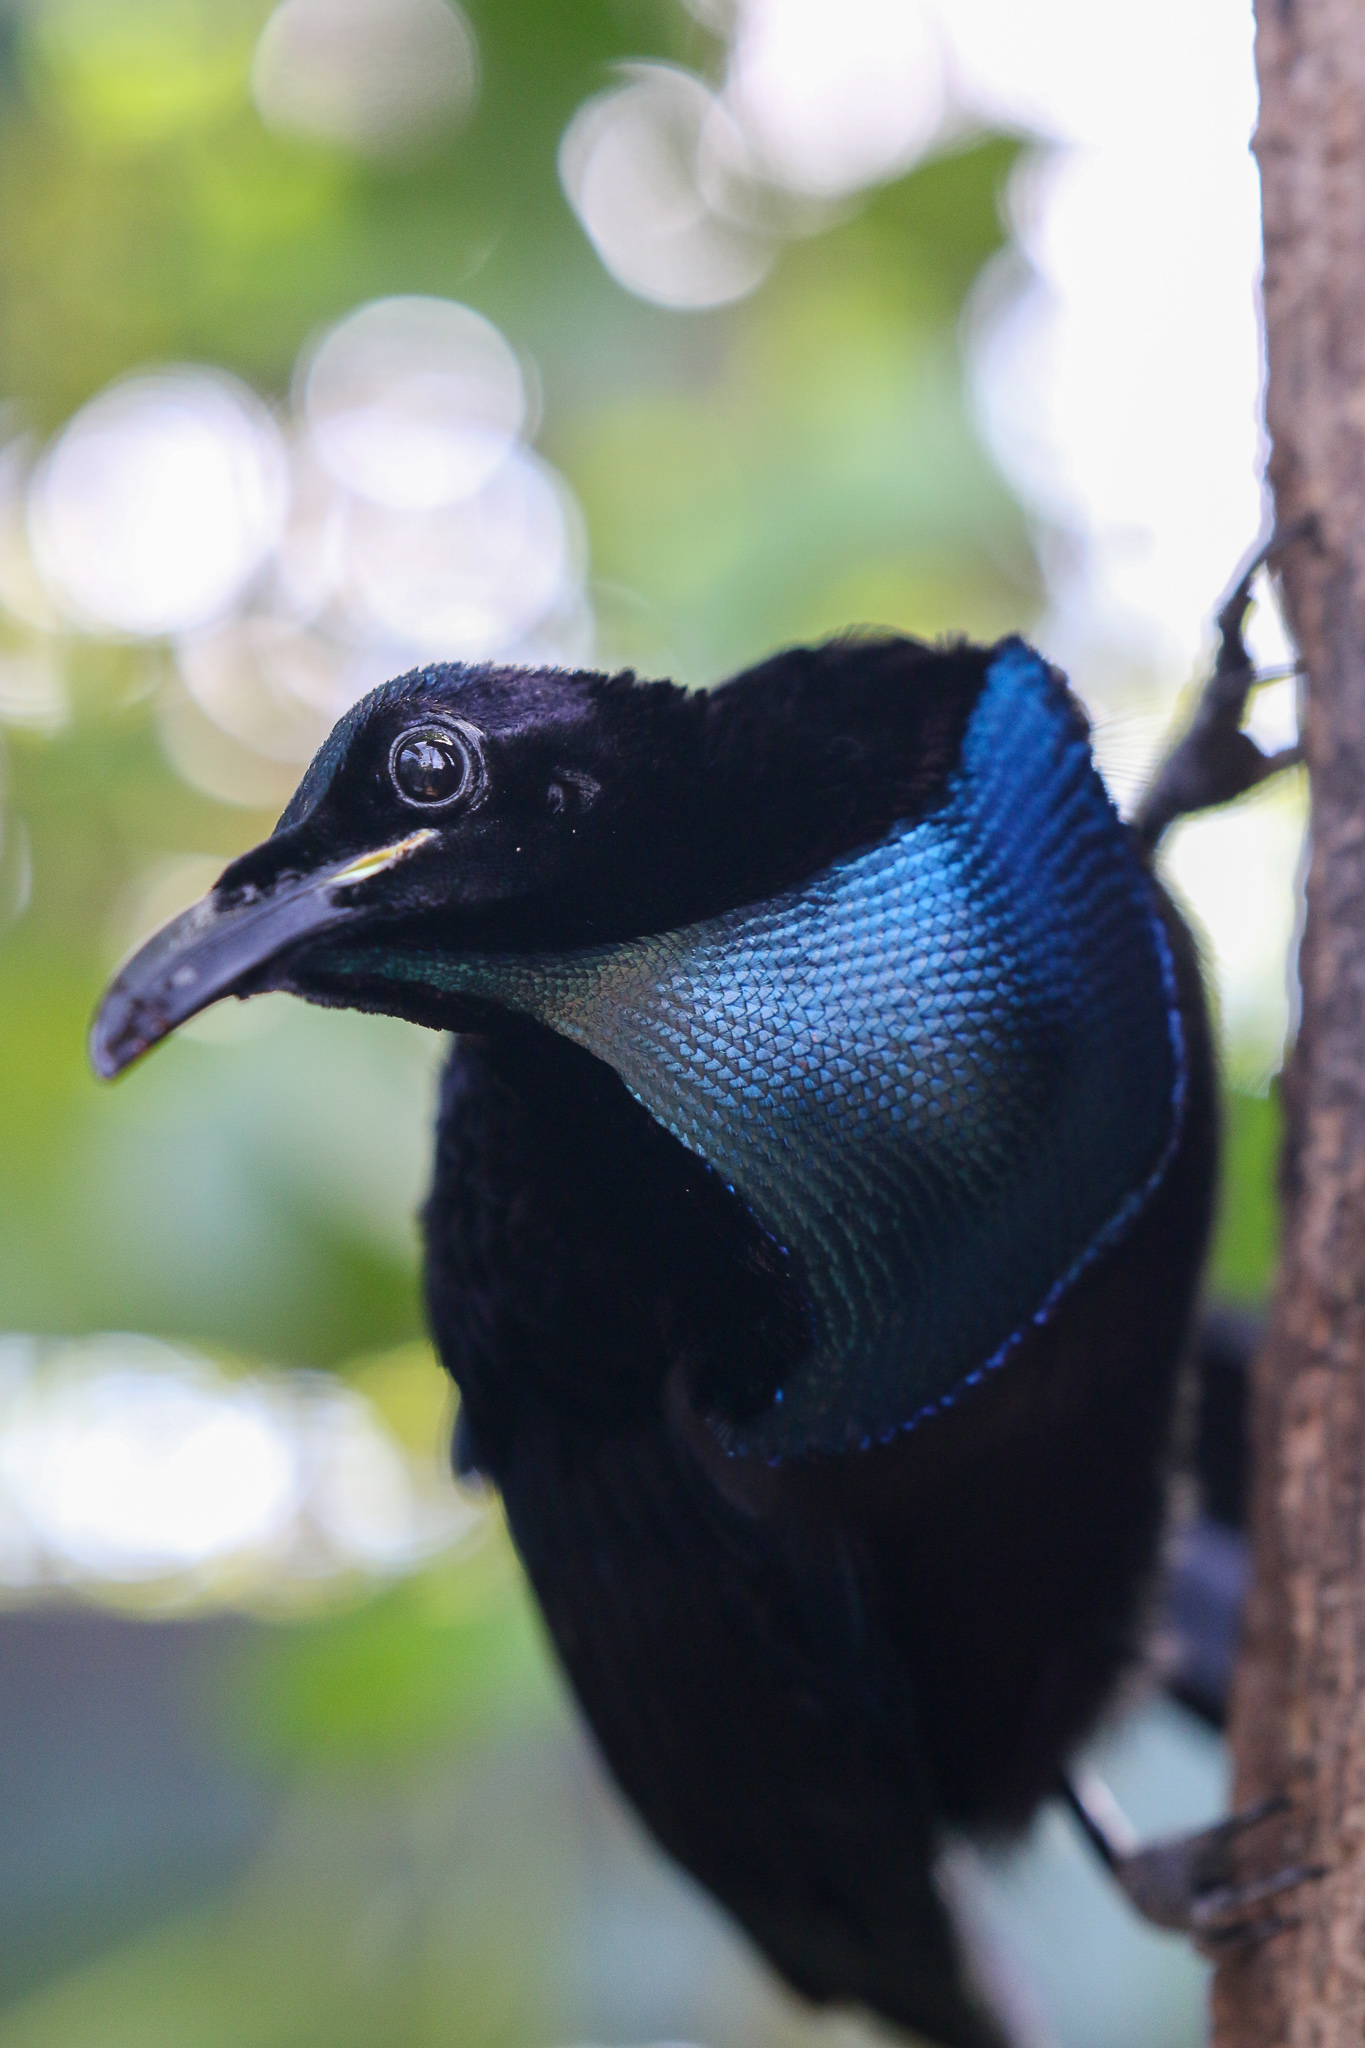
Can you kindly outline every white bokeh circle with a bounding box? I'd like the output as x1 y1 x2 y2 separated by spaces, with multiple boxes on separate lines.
28 370 287 638
252 0 479 155
726 0 945 199
560 68 775 311
303 296 527 510
344 444 585 657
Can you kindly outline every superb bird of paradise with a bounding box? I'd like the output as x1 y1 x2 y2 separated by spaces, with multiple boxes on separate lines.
93 554 1297 2047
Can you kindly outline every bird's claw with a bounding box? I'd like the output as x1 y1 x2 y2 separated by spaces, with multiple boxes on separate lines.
1133 517 1315 850
1187 1863 1320 1952
1107 1796 1323 1953
1062 1775 1324 1952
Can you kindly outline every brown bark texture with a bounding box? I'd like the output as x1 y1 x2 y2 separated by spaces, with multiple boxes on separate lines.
1214 4 1365 2043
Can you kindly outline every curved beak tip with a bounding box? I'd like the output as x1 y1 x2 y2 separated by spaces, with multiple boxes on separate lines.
88 988 165 1080
88 1022 121 1082
87 898 233 1082
84 831 428 1084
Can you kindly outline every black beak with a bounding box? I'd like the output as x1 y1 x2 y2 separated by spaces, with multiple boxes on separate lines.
90 829 437 1079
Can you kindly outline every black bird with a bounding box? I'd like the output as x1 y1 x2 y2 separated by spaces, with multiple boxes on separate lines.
90 558 1295 2045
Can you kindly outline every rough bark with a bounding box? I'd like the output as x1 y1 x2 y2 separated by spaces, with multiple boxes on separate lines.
1214 4 1365 2043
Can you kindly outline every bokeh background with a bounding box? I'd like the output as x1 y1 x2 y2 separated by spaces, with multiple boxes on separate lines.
0 1 1296 2043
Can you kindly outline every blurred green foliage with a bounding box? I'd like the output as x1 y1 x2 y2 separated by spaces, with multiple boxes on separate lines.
1 0 694 425
239 1535 558 1764
1209 1087 1280 1303
0 0 1280 2039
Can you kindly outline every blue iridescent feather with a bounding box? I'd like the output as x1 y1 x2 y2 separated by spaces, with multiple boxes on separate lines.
385 644 1185 1456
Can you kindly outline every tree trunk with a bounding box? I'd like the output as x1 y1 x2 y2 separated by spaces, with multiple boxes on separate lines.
1213 4 1365 2043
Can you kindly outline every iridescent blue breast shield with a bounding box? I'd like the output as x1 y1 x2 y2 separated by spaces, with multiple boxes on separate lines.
430 644 1185 1458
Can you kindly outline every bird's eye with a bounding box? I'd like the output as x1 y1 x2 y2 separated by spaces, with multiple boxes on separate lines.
388 724 484 809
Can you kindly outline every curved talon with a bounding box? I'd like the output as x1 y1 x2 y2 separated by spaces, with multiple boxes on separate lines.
1190 1860 1326 1939
1062 1775 1321 1947
1133 518 1315 851
1212 517 1316 666
1196 1910 1301 1955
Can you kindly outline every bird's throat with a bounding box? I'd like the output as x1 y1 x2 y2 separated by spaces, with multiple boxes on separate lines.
345 648 1186 1458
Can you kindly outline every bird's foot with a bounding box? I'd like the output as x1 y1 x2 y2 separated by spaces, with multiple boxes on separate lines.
1133 517 1316 852
1061 1770 1324 1954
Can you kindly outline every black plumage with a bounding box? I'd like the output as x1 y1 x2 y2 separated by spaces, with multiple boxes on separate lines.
92 634 1218 2048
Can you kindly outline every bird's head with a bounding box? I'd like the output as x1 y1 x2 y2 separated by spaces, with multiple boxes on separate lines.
91 636 1188 1458
91 641 984 1076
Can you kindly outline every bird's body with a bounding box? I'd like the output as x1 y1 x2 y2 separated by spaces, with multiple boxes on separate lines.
93 633 1218 2048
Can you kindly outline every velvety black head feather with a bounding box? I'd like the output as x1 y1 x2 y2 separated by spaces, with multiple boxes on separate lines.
233 635 990 954
91 632 992 1070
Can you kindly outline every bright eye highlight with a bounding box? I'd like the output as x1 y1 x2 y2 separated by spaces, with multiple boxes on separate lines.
388 723 483 808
